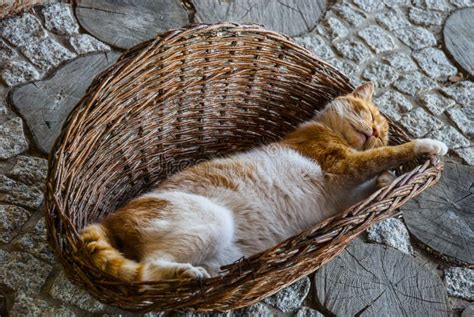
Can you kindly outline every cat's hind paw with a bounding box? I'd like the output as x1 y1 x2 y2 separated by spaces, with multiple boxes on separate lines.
174 264 211 280
414 139 448 156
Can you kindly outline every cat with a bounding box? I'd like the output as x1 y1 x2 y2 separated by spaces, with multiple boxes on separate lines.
80 82 448 282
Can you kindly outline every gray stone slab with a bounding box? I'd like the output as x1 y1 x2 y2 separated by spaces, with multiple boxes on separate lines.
10 51 120 153
402 162 474 265
194 0 327 37
444 8 474 75
314 240 449 317
76 0 189 49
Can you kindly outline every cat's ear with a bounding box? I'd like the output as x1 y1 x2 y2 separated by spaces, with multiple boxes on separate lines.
352 82 374 100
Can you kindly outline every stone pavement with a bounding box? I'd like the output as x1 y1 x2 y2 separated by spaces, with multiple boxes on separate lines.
0 1 473 316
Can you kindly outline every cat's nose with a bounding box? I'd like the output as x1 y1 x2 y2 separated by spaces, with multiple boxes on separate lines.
372 127 379 137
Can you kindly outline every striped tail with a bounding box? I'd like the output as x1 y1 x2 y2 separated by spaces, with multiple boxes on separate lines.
80 224 144 282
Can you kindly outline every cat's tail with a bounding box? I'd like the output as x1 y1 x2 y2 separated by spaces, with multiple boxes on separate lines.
80 224 144 282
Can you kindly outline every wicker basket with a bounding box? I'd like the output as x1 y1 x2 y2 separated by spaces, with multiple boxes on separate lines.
0 0 52 18
45 23 443 313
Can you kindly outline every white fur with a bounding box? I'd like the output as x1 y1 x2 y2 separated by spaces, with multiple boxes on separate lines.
415 138 448 156
142 144 377 277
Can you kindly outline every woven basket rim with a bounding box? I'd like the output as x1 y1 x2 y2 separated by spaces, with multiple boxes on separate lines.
45 23 443 312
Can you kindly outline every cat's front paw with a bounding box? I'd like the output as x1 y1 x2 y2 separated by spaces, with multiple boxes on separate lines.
414 139 448 156
377 171 396 188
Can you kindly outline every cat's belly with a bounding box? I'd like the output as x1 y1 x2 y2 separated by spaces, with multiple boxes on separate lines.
206 144 337 258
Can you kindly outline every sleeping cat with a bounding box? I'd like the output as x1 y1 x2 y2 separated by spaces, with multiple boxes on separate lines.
81 82 447 282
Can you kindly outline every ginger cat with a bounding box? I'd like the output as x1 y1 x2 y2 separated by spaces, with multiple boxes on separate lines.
81 82 447 282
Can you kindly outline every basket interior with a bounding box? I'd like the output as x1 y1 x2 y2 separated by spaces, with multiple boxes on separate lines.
52 26 354 232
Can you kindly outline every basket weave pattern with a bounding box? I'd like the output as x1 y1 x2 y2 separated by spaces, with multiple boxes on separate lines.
45 23 443 312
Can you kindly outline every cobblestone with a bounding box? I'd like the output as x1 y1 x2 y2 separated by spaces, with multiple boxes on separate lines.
263 277 310 312
8 155 48 188
353 0 386 12
450 0 474 8
69 34 111 54
442 81 474 105
358 25 397 53
455 147 474 165
375 9 411 31
10 292 75 317
0 250 52 296
420 92 456 115
294 35 336 60
362 62 399 87
394 27 437 49
383 0 411 7
408 7 444 26
394 71 437 96
0 13 46 47
316 17 349 40
367 218 413 254
0 38 16 62
0 204 30 243
0 117 28 159
41 3 79 35
20 37 76 71
334 38 372 63
0 175 43 210
328 58 357 77
1 60 41 86
234 303 273 316
14 218 55 264
427 124 470 148
383 51 418 73
447 106 474 137
412 0 452 11
50 271 105 312
296 307 324 317
374 90 413 121
334 3 367 27
413 47 457 79
399 107 444 137
444 267 474 300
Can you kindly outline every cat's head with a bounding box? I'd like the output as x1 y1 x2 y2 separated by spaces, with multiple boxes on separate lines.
319 82 389 151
